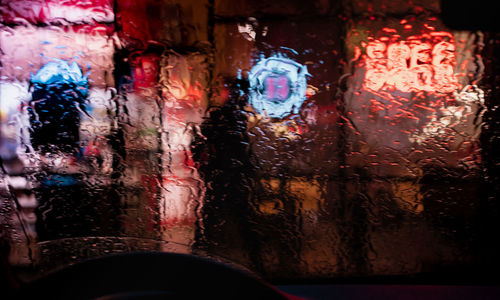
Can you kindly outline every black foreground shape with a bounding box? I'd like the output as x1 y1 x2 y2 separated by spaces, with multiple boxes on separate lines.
19 252 290 300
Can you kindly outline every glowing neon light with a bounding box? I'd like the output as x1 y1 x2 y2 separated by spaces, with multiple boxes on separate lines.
31 60 88 95
348 25 485 148
249 55 309 118
363 37 459 93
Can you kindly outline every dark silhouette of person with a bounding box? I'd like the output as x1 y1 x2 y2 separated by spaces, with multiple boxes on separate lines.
192 78 266 272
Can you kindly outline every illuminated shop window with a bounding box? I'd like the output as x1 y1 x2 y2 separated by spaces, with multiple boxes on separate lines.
248 55 309 118
346 19 484 145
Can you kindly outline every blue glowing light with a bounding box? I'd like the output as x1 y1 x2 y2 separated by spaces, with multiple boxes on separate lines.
248 55 309 118
42 174 78 187
31 60 88 94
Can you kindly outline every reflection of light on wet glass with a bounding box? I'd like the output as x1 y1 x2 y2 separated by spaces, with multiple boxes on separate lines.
161 54 205 105
1 26 115 89
347 24 485 149
158 53 206 236
248 54 309 118
270 118 306 140
0 3 117 269
409 85 485 144
0 83 31 174
264 74 291 101
362 36 459 93
2 0 114 24
80 87 114 174
237 23 256 41
31 60 88 88
29 60 88 154
0 82 38 267
132 54 160 93
0 82 29 119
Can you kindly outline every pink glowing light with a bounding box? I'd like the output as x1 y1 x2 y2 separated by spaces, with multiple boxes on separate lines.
2 0 114 24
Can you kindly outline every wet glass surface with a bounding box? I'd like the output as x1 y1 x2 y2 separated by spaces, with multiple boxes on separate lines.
1 0 499 284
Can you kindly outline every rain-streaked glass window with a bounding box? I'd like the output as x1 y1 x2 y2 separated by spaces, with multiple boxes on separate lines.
1 0 499 283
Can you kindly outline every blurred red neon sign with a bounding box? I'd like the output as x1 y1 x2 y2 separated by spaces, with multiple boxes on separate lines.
362 34 459 93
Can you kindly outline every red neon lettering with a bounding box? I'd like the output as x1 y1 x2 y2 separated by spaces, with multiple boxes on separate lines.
362 34 459 94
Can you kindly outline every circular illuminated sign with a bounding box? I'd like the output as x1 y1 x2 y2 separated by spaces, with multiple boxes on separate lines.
249 56 309 118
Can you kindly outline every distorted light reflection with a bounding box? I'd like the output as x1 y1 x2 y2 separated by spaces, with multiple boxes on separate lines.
0 82 29 160
0 1 118 267
0 82 29 119
348 24 485 146
158 54 206 232
28 60 88 155
361 34 459 93
31 60 88 92
409 84 485 144
2 0 114 24
132 53 160 93
248 54 309 118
